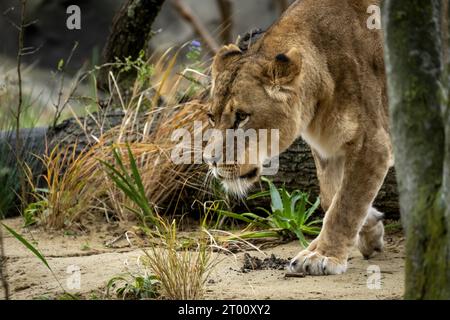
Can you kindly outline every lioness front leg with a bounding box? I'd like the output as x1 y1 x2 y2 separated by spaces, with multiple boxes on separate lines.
289 136 390 275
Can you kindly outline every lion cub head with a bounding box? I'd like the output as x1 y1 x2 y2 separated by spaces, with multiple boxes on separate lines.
204 44 304 196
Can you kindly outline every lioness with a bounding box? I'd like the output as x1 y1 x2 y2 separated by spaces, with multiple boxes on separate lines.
204 0 392 275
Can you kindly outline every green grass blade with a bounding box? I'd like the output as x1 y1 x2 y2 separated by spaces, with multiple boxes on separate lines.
99 153 155 224
306 219 323 226
246 190 271 200
280 189 291 217
1 222 51 271
100 160 137 193
305 196 321 221
214 210 257 224
255 207 272 216
240 212 266 222
289 193 302 215
262 177 282 212
126 145 147 199
105 173 140 204
111 147 135 185
300 225 321 235
295 196 307 225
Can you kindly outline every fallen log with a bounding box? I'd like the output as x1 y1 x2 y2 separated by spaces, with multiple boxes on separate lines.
0 110 399 219
45 113 400 219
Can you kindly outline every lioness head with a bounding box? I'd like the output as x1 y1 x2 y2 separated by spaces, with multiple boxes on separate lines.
204 44 306 196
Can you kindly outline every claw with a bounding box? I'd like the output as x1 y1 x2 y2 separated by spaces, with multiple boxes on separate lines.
290 249 347 275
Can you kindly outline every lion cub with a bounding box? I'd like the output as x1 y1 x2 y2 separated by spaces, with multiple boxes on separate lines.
205 0 392 275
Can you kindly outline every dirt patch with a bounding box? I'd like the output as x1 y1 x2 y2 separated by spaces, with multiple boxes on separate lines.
242 253 290 272
1 217 405 300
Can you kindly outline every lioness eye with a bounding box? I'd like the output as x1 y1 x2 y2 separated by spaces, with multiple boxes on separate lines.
207 113 215 126
235 111 250 128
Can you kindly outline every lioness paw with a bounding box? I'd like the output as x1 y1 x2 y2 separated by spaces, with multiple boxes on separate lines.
288 250 347 275
358 208 385 259
357 221 384 259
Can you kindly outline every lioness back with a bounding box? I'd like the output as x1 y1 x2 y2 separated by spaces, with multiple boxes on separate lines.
252 0 388 132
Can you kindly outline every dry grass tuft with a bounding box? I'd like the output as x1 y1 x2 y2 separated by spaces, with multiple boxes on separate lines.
28 48 213 229
142 215 216 300
26 143 101 228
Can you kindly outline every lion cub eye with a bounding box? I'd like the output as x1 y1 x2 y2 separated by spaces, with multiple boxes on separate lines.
207 113 215 126
234 111 250 128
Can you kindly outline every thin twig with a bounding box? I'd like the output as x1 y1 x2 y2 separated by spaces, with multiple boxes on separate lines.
52 41 79 128
2 7 20 31
172 0 219 54
15 0 27 215
284 272 305 278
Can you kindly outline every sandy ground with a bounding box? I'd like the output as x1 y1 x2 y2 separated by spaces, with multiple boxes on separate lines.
0 217 405 300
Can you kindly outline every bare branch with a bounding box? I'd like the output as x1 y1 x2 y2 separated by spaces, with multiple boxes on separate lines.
216 0 233 44
2 7 21 31
52 41 79 128
23 19 38 28
172 0 219 54
20 44 43 56
15 0 26 162
13 0 27 232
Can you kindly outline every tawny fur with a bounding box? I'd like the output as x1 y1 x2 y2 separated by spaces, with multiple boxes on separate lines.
206 0 392 275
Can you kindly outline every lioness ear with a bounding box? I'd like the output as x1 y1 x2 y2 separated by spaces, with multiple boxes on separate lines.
263 48 302 101
212 44 242 77
264 48 302 85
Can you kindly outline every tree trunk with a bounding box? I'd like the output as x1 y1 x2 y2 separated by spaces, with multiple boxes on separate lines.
383 0 450 299
97 0 166 91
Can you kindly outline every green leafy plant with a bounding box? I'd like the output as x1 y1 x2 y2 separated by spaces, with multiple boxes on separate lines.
115 50 155 85
186 40 202 64
252 177 322 246
106 273 160 300
99 145 157 227
23 198 47 227
213 177 322 247
180 40 208 98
